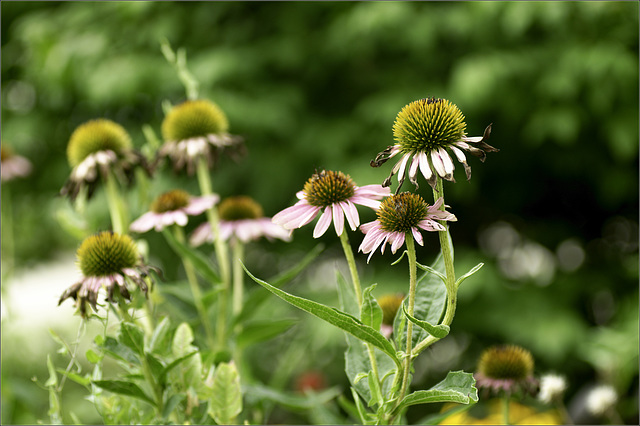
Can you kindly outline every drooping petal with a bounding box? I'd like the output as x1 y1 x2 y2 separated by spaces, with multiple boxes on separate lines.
417 151 436 188
390 232 406 253
418 219 446 232
313 206 333 238
340 201 360 231
438 147 455 179
332 203 344 236
430 150 447 179
450 145 471 180
408 155 420 187
396 152 412 183
411 227 424 246
190 222 211 246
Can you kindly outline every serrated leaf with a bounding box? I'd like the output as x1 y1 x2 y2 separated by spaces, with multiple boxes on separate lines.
92 380 155 405
118 322 145 356
401 302 449 339
208 362 242 425
395 371 478 412
236 319 297 349
244 265 401 368
163 228 220 285
361 285 382 330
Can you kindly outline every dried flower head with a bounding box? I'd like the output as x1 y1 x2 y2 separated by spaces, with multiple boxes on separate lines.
158 99 244 174
58 231 158 318
372 98 496 190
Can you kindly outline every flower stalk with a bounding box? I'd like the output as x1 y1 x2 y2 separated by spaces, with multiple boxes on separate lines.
104 170 128 234
398 232 418 403
232 240 245 316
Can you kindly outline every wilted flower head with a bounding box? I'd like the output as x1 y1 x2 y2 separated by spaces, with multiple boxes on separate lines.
359 192 456 262
60 119 150 201
191 195 291 245
58 231 157 318
158 99 244 174
130 189 219 233
475 344 538 397
371 98 497 190
538 374 568 404
1 143 32 182
272 170 390 238
585 385 617 416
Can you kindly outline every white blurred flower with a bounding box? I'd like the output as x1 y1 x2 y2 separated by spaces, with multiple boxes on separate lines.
538 374 567 403
586 385 617 416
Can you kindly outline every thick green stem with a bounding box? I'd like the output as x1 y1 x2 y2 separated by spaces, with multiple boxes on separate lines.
503 396 510 425
104 171 128 234
338 231 381 392
195 157 230 351
232 240 245 316
172 226 216 351
398 233 418 403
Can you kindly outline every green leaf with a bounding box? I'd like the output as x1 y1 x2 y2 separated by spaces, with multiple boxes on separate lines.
163 228 220 285
401 302 449 339
236 319 297 349
244 383 342 410
172 322 196 358
145 353 165 384
367 370 383 408
455 262 484 289
160 351 197 386
171 323 202 390
208 362 242 425
336 270 359 317
86 349 101 364
118 322 145 356
235 244 324 325
361 284 382 330
57 369 91 388
100 336 140 366
162 394 185 420
394 371 478 412
394 252 448 351
351 387 375 425
148 317 172 354
244 265 401 368
45 354 58 388
92 380 155 405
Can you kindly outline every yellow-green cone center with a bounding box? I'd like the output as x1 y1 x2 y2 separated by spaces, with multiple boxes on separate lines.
162 99 229 142
393 98 467 153
218 196 263 221
378 294 405 326
303 170 356 208
77 231 139 277
478 345 534 381
67 119 132 167
151 190 191 213
377 192 429 233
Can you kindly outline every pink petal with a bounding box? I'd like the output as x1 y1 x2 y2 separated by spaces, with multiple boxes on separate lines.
409 155 420 182
390 232 406 253
449 145 467 163
130 212 158 233
183 195 219 215
340 201 360 231
438 147 455 175
360 220 380 234
418 219 446 232
355 185 391 197
189 222 211 246
313 207 333 238
332 203 344 236
431 150 447 178
418 151 432 181
350 196 382 210
411 227 424 246
396 152 411 182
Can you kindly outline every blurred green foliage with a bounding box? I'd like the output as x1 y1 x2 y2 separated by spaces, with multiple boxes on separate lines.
2 2 638 424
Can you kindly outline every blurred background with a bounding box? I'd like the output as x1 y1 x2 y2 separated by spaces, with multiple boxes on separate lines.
1 2 638 424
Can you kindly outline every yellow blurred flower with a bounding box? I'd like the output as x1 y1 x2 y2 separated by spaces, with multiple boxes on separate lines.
439 399 562 425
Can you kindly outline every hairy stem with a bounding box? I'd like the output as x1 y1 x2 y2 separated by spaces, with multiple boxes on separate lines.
398 232 418 403
232 240 245 316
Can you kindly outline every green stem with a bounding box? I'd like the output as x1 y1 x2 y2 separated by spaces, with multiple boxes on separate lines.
398 233 418 403
172 226 216 351
232 240 245 316
503 396 510 425
196 157 230 352
338 231 362 306
104 171 128 234
1 183 14 281
338 231 381 401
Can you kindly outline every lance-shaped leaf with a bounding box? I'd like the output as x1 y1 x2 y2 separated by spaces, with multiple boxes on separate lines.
208 362 242 425
394 371 478 413
455 262 484 289
244 384 342 410
163 228 220 284
92 380 155 405
244 265 401 368
361 284 383 330
401 302 449 339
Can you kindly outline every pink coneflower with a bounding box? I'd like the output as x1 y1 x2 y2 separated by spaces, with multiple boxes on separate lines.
272 170 390 238
58 231 157 318
371 98 496 190
60 119 150 201
158 99 244 175
474 345 538 397
190 196 291 245
1 144 32 182
359 192 456 262
130 189 219 233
